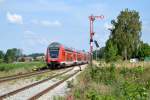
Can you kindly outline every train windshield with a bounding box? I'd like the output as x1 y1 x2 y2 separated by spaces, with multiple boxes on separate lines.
49 48 59 58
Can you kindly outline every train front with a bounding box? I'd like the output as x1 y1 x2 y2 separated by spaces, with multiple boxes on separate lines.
46 42 61 68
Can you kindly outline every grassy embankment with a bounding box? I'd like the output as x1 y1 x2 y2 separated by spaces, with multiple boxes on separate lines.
0 61 46 77
67 61 150 100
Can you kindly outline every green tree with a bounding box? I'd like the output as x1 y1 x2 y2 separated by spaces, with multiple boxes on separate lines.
109 9 142 60
4 49 15 63
28 53 44 58
12 48 22 61
93 47 105 60
138 42 150 59
4 48 22 63
98 47 105 59
105 40 118 62
0 50 5 63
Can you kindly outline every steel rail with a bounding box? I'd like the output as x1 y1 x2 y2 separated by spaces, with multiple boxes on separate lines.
0 66 48 80
0 69 52 83
28 70 79 100
0 68 73 99
0 63 87 83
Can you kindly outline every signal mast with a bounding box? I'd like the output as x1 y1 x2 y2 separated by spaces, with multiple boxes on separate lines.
89 15 104 66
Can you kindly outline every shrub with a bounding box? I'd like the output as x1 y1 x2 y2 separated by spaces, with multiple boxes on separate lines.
0 59 3 63
67 79 74 88
70 64 150 100
74 88 82 99
119 81 148 100
90 64 116 85
86 89 101 100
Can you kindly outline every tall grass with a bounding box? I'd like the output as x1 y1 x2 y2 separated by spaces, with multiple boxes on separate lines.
0 61 46 77
0 62 45 71
70 63 150 100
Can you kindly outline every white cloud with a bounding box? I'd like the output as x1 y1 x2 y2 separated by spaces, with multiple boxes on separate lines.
32 19 61 27
6 12 23 24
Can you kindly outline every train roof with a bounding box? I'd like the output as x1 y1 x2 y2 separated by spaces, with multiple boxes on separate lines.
48 42 88 53
48 42 72 50
48 42 62 48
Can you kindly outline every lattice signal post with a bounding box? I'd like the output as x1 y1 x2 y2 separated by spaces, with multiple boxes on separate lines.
89 15 104 66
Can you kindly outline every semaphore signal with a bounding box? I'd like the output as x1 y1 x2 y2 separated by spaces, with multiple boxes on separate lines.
89 14 104 66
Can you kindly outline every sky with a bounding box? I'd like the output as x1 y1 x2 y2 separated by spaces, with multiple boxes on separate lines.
0 0 149 54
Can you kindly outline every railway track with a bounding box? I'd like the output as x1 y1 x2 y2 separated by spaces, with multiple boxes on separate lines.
0 67 74 100
0 65 77 83
0 65 82 100
0 63 86 83
29 70 79 100
0 68 51 83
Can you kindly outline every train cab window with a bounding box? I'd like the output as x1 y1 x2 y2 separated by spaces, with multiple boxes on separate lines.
49 48 59 58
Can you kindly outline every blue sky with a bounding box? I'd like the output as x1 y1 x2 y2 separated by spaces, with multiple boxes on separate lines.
0 0 149 54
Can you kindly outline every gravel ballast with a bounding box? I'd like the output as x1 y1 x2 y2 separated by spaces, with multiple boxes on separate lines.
1 65 87 100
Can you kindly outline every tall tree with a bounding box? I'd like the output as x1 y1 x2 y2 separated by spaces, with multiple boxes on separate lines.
28 53 44 59
12 48 22 60
105 40 118 62
0 50 5 63
109 9 142 60
138 42 150 59
4 49 15 63
4 48 22 63
93 47 105 60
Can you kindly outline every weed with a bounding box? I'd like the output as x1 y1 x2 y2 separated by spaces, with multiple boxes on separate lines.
67 79 74 88
69 63 150 100
35 75 43 81
90 64 116 85
0 61 45 77
53 96 65 100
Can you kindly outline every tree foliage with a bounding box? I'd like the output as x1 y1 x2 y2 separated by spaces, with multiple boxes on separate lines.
4 48 22 63
106 9 142 60
93 47 105 60
0 50 5 63
105 40 118 62
138 42 150 59
28 53 44 59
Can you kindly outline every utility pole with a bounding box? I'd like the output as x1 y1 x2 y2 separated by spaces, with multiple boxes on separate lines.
89 15 104 66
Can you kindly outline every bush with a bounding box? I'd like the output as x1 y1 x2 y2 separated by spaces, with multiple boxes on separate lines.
86 89 101 100
67 79 74 88
119 81 148 100
0 59 3 63
70 64 150 100
90 64 116 85
74 88 82 99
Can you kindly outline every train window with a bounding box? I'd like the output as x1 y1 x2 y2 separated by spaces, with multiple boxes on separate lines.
49 48 59 58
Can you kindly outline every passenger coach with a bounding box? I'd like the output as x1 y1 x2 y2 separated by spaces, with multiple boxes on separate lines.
45 42 89 68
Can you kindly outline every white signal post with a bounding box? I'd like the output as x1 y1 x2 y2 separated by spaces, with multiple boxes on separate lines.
89 15 104 66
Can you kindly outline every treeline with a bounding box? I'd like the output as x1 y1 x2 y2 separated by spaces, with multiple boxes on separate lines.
0 48 44 63
28 53 44 59
93 9 150 62
0 48 22 63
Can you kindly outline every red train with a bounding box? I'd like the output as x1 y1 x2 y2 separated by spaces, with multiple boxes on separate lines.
45 42 90 68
